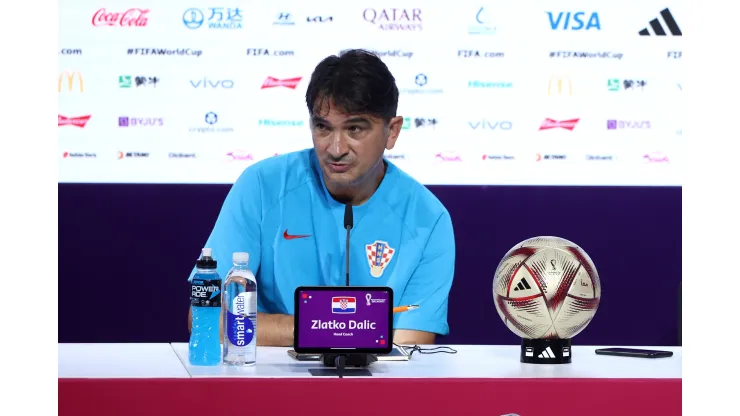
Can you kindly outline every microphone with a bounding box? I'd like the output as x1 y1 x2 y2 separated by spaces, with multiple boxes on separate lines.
344 203 353 286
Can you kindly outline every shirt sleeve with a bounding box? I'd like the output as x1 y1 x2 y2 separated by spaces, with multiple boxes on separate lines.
393 210 455 336
188 167 264 311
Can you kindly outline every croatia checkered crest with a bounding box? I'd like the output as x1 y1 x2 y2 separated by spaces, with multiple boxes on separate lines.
366 240 395 278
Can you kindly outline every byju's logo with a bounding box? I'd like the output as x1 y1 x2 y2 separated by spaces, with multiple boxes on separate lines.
273 12 295 25
469 7 496 35
607 79 646 91
639 8 681 36
468 81 512 89
118 116 164 127
261 77 302 89
120 75 159 88
539 118 579 131
547 12 601 30
332 297 356 314
469 120 512 130
189 112 235 133
363 8 422 31
183 7 243 29
258 119 304 127
400 74 443 94
607 120 651 130
190 78 234 88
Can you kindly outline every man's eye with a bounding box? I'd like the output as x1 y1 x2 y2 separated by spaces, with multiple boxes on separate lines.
315 123 327 130
349 126 363 133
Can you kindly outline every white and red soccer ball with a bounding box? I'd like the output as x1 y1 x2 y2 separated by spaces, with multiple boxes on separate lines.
493 237 601 340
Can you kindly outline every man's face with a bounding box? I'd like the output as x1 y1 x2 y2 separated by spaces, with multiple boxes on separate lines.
310 102 402 191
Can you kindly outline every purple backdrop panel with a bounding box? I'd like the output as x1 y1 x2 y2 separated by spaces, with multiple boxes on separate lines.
58 184 681 346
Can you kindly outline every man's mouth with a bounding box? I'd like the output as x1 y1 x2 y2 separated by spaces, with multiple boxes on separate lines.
327 162 351 173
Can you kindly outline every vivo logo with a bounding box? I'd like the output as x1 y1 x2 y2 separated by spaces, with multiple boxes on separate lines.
469 120 512 130
190 78 234 88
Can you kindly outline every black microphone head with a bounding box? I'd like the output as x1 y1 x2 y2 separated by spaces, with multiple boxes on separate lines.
344 203 354 229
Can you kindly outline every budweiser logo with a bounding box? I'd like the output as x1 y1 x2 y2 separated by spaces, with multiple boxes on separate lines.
261 77 302 89
58 115 91 127
539 118 579 131
92 8 149 27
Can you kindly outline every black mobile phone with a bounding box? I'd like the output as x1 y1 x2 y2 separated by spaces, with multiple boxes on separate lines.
287 350 321 361
595 347 673 358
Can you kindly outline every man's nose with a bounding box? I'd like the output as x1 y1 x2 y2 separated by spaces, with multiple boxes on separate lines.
327 132 350 157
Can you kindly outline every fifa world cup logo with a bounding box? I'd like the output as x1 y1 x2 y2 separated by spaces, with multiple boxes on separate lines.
366 293 372 306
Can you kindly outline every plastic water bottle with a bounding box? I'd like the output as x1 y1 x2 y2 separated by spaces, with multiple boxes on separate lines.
189 248 222 366
223 252 257 366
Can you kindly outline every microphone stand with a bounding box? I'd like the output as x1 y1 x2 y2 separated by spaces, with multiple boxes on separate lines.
311 203 377 377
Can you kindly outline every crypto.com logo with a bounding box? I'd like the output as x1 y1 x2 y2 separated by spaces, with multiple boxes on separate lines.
539 118 579 131
58 71 83 92
261 77 302 89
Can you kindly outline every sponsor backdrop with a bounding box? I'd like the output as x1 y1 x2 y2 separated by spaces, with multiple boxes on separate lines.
59 0 682 186
58 0 682 346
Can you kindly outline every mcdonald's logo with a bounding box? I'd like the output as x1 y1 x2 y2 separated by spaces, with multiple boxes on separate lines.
547 75 572 96
58 71 84 92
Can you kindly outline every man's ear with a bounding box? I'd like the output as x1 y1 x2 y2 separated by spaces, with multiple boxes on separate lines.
385 116 404 150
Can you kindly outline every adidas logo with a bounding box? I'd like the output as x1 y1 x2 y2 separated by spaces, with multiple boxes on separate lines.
639 8 682 36
538 346 555 359
513 278 531 291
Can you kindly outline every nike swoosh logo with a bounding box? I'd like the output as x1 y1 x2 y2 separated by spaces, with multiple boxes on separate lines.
283 230 311 240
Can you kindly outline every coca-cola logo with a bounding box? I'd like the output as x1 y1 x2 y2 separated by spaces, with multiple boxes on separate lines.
92 8 149 27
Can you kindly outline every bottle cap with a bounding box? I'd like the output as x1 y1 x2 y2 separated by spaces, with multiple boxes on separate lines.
233 252 250 263
196 248 217 269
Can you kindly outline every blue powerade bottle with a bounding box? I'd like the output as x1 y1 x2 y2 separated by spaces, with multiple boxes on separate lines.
189 248 222 366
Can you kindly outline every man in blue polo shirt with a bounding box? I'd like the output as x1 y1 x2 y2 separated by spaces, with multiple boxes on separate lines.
188 49 455 346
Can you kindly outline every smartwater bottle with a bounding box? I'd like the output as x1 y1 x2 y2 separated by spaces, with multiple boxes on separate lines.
223 252 257 366
189 248 222 366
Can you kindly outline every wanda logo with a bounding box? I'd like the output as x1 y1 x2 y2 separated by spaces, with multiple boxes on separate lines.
92 8 149 27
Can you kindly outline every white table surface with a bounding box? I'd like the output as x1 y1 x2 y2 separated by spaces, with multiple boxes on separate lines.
169 343 682 379
58 343 190 378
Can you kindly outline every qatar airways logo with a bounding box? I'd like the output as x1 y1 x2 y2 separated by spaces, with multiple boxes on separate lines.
261 77 302 89
92 8 149 27
435 152 462 162
226 150 254 161
539 118 579 131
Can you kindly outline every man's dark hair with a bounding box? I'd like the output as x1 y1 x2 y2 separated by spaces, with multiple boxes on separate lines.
305 49 399 122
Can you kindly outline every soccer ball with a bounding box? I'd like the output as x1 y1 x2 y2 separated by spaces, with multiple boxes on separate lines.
492 236 601 340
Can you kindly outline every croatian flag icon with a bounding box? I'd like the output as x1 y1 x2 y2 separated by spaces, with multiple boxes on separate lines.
332 297 356 314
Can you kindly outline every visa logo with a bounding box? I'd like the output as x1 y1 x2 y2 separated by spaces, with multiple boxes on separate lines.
547 12 601 30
